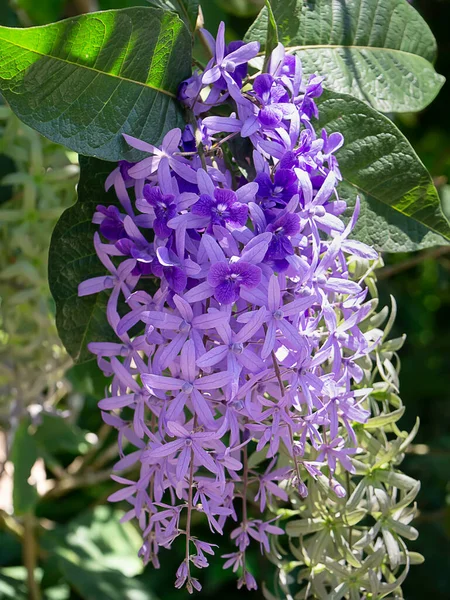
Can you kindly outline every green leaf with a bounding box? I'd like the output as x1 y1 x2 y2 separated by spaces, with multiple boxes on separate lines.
316 90 450 251
263 0 278 72
34 414 92 456
147 0 200 32
0 8 192 161
48 156 120 363
42 506 144 578
246 0 445 113
41 506 157 600
10 418 38 516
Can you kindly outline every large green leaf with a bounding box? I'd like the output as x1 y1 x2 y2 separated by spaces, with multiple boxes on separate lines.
246 0 445 113
147 0 200 32
48 156 121 363
0 8 192 161
316 90 450 251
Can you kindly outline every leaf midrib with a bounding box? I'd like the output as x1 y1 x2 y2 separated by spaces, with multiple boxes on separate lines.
342 178 447 239
0 33 177 98
266 44 438 61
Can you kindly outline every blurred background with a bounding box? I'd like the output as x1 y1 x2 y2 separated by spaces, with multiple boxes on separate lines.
0 1 449 599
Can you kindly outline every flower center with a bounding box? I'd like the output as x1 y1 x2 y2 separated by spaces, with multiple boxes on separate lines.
231 342 244 354
182 382 194 394
179 320 191 333
311 205 326 217
273 309 283 320
214 203 229 216
224 61 235 73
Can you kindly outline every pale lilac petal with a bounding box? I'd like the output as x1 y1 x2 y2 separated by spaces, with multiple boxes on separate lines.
147 439 185 459
193 310 228 330
142 374 183 392
162 128 181 153
202 65 222 85
170 158 198 184
181 339 196 382
173 294 194 322
235 307 267 343
158 332 187 370
142 311 182 330
282 293 316 317
268 275 281 312
98 394 135 410
261 320 277 359
237 349 265 373
176 447 191 480
193 444 218 474
226 41 260 65
196 345 228 368
111 357 141 393
128 156 160 179
123 134 158 154
324 278 361 295
203 116 242 134
108 486 136 502
195 371 232 390
191 388 214 427
78 276 113 296
184 282 215 303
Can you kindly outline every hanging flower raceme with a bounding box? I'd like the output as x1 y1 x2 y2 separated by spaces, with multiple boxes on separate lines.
79 24 383 593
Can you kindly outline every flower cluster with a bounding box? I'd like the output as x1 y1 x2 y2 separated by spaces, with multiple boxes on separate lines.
79 24 381 592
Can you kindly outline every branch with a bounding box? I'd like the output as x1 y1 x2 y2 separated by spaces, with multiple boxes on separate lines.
377 246 450 280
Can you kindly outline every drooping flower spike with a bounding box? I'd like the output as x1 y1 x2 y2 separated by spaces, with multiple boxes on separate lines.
80 25 384 593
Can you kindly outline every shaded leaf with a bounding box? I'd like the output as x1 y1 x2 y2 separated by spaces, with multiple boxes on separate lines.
0 8 192 161
41 506 156 600
56 559 153 600
42 506 144 578
316 90 450 251
48 156 120 363
34 414 92 456
246 0 445 113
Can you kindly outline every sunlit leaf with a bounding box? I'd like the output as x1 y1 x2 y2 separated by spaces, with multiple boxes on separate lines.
0 8 192 161
246 0 445 113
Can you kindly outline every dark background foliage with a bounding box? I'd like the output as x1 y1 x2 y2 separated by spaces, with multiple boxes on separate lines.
0 1 449 599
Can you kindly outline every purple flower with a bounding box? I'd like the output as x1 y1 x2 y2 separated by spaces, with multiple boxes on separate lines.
207 261 262 304
192 188 248 232
255 169 299 207
265 212 301 267
141 186 177 238
95 205 126 242
202 22 260 89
